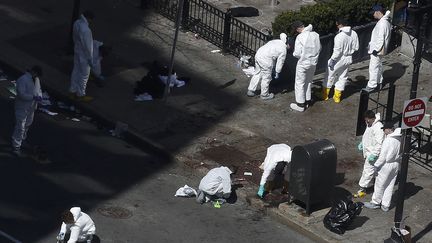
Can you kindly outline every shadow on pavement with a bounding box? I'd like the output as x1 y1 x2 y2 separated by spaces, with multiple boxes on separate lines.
0 95 173 242
0 1 249 242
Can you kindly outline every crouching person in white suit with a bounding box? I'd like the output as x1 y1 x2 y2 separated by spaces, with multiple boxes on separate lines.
57 207 96 243
196 166 238 204
257 144 292 198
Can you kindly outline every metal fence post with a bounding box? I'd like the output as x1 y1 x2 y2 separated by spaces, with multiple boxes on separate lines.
181 0 190 30
385 84 396 122
222 13 232 53
356 90 369 136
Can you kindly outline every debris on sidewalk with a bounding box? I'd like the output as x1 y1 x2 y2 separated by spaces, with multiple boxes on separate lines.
6 84 16 96
71 118 80 122
134 93 153 101
38 107 58 116
110 121 128 138
237 55 251 68
38 91 52 106
242 66 256 77
210 49 221 53
244 172 253 176
175 185 197 197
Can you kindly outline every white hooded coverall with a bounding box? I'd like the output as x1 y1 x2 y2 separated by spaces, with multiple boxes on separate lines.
259 144 292 185
247 36 287 96
371 128 402 208
359 113 385 188
293 24 321 104
367 10 391 89
59 207 96 243
199 166 232 199
324 26 359 91
11 72 41 149
70 14 93 97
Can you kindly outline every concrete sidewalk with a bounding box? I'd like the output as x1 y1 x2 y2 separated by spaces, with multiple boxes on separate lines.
1 0 432 242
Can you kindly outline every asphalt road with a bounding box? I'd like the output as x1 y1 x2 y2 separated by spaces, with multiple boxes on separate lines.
0 67 315 243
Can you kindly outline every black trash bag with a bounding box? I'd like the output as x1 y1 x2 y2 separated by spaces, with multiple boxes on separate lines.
323 198 363 235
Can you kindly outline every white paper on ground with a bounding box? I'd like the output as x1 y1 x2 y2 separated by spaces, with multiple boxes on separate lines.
38 108 58 116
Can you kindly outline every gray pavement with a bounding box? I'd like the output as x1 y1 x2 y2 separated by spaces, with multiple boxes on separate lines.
0 64 313 243
0 0 432 242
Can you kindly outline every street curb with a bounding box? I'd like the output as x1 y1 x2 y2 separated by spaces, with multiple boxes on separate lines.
1 61 172 162
45 85 173 161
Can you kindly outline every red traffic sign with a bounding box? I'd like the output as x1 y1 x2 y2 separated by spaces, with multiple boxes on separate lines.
402 97 428 129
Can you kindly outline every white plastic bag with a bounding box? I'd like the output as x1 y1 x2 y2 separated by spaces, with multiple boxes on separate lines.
175 185 197 197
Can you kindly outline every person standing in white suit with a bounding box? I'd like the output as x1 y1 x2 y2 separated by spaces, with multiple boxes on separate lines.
364 124 402 212
364 5 391 92
320 18 359 103
246 33 288 100
11 66 43 156
290 21 321 112
69 11 95 102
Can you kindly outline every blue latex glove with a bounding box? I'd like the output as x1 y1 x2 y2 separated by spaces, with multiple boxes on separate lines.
274 72 280 79
368 154 378 164
257 184 265 198
328 59 336 71
372 50 378 56
34 96 42 102
57 233 65 240
357 142 363 151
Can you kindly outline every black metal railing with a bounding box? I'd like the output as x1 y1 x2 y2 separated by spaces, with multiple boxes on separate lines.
144 0 384 70
356 84 399 136
145 0 271 61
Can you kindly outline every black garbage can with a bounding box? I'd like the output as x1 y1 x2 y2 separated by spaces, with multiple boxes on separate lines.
289 139 337 215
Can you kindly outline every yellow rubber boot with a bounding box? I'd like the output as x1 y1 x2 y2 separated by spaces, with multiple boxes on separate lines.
333 89 342 103
322 87 330 101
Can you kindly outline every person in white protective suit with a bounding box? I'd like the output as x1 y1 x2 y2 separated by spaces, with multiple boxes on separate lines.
290 21 321 112
319 18 359 103
354 110 385 198
196 166 238 204
57 207 96 243
69 11 95 102
246 33 288 100
364 5 391 92
257 144 292 198
364 123 402 212
11 66 43 157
